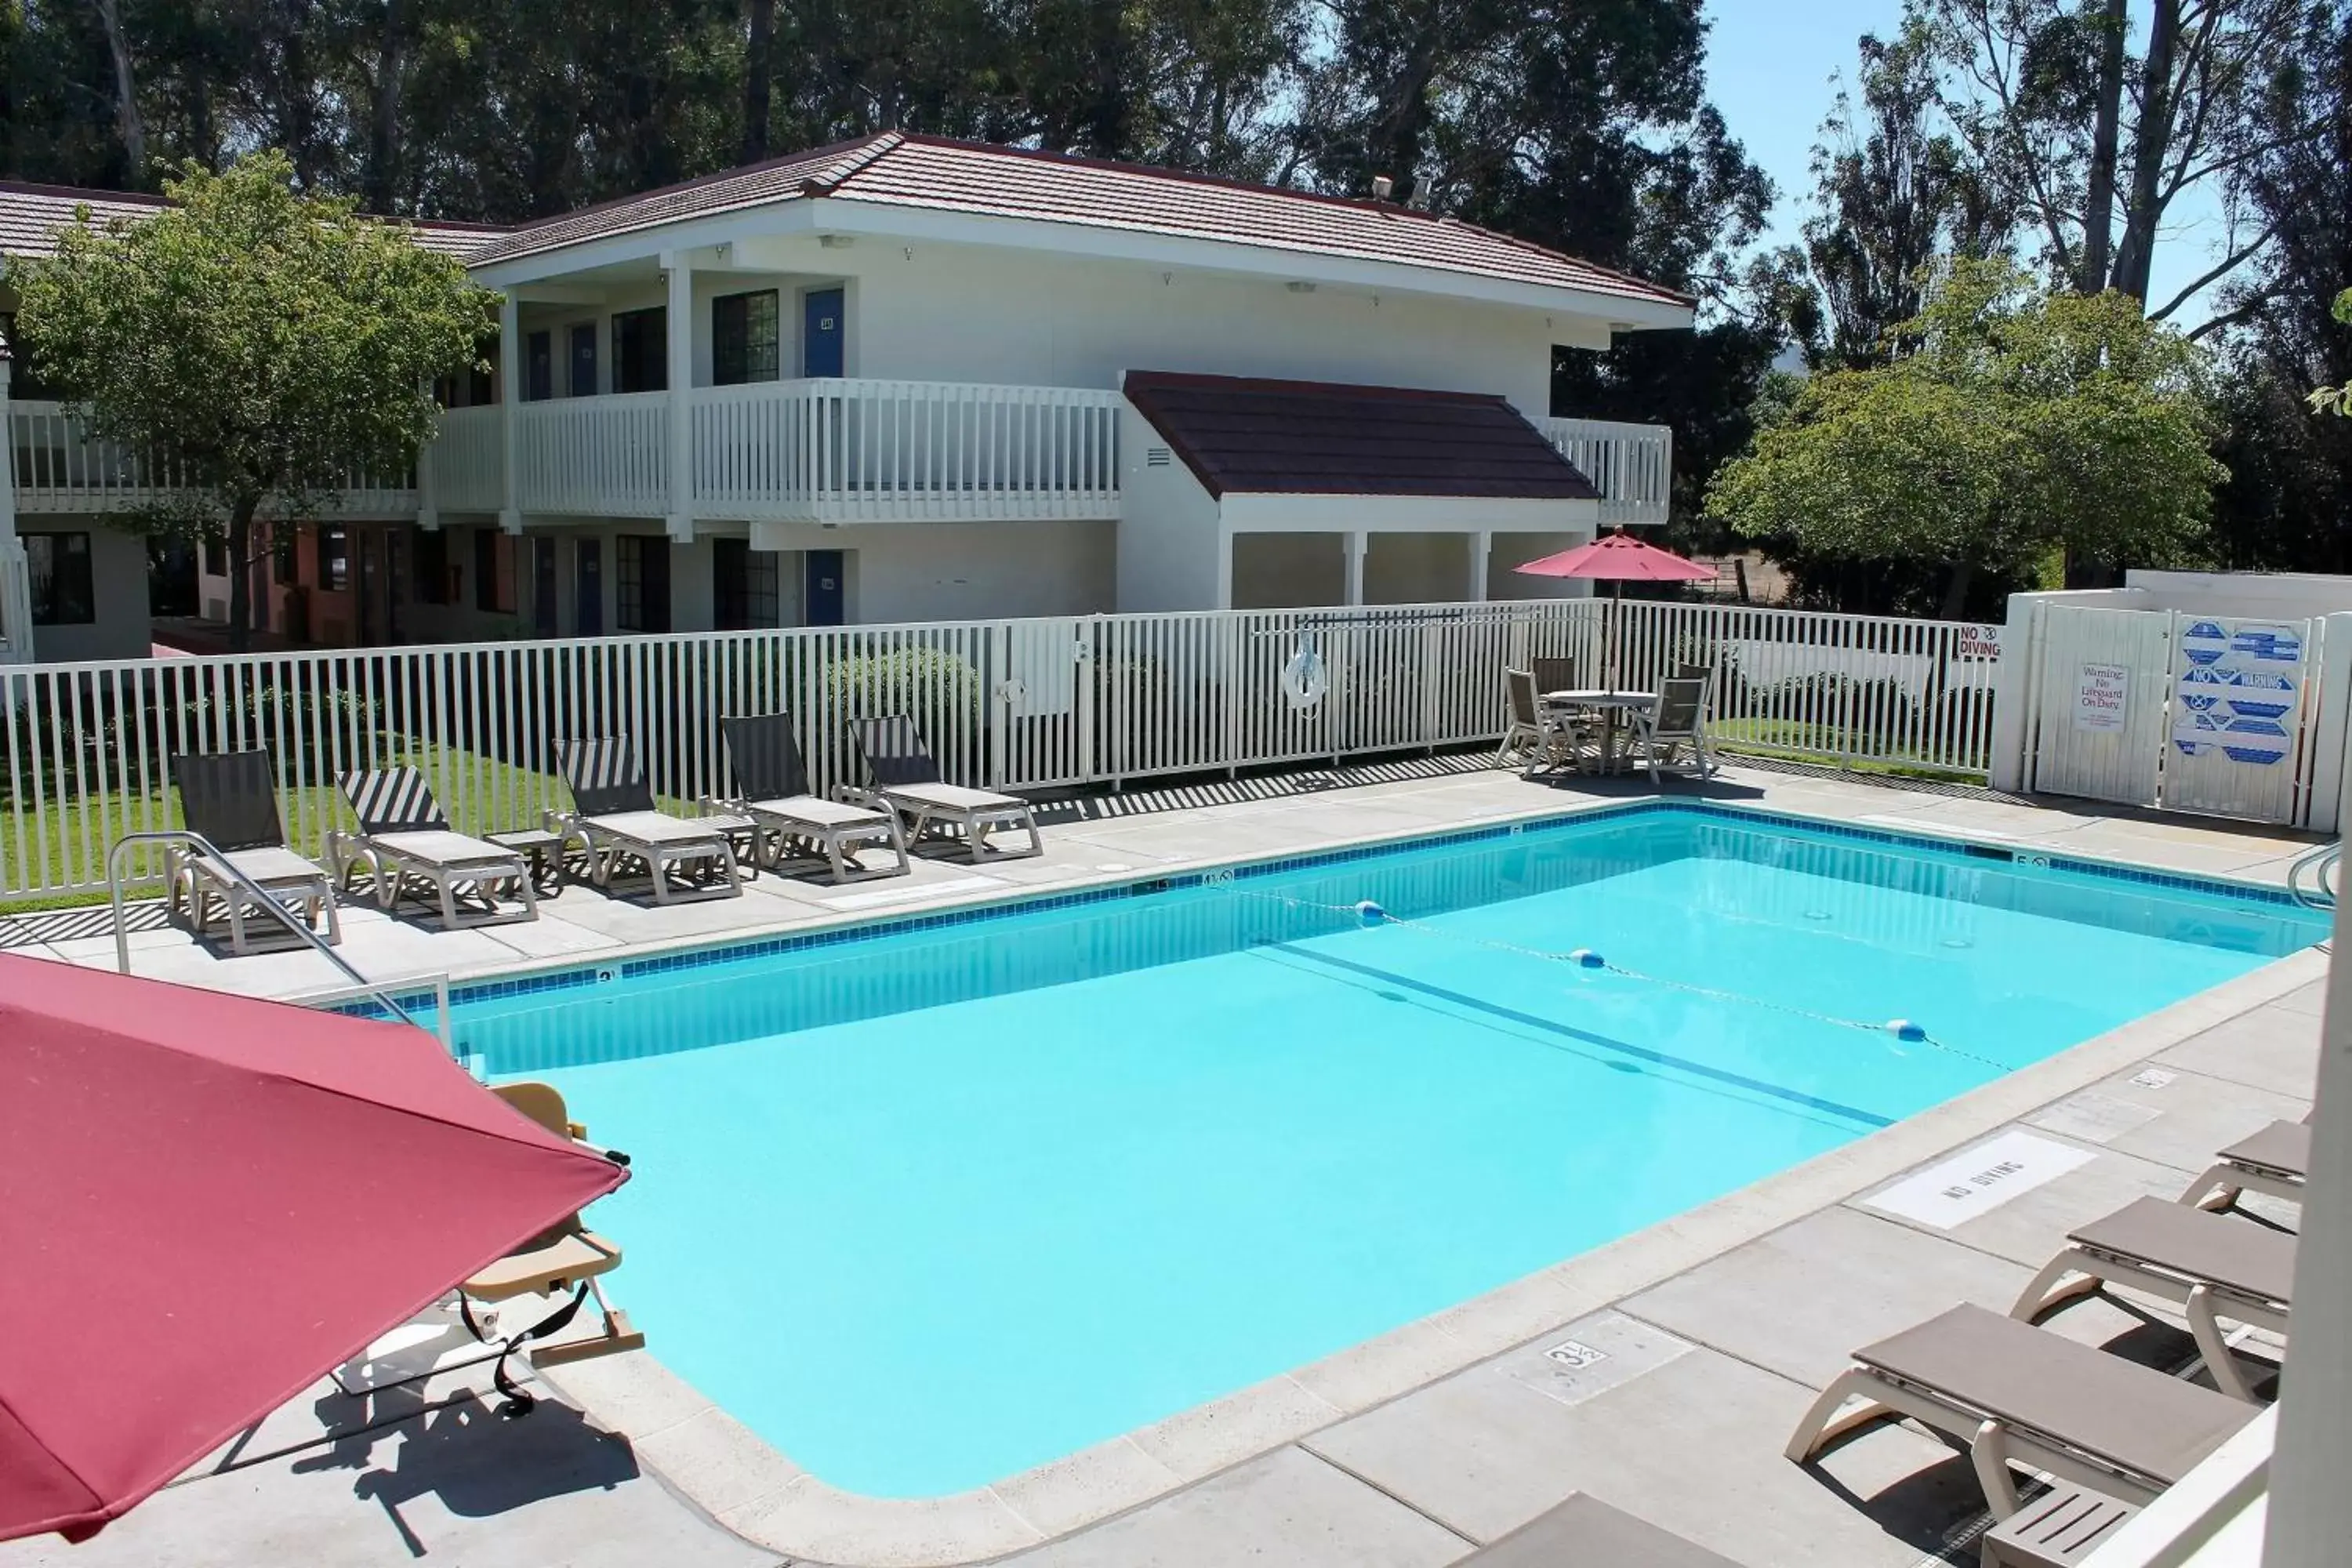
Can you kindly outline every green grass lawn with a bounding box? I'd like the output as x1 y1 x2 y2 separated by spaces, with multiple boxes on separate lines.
0 742 693 911
1705 717 1989 784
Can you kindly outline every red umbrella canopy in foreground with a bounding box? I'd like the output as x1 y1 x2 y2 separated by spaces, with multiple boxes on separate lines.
1514 531 1718 583
0 955 626 1544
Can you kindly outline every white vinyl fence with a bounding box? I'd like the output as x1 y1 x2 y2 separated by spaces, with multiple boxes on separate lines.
0 599 1999 901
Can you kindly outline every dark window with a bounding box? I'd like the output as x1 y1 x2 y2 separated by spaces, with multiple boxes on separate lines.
474 528 496 611
612 308 668 394
713 538 779 630
712 290 780 387
615 535 670 633
415 528 449 604
202 536 228 576
25 532 95 625
319 524 349 592
568 323 597 397
0 312 61 400
525 329 553 401
273 525 296 586
468 347 495 407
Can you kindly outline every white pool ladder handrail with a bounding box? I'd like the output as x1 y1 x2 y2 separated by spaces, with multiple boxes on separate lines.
105 828 431 1034
2288 840 2340 912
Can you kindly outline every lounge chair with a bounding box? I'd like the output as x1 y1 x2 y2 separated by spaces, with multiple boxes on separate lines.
167 748 340 954
1785 1304 2258 1516
459 1081 642 1414
325 767 538 928
2180 1118 2309 1216
1460 1494 1737 1566
708 713 908 884
846 714 1043 861
2009 1196 2293 1402
551 738 746 904
1632 675 1716 782
1502 667 1588 775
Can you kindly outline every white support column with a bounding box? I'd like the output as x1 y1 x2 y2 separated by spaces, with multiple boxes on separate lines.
0 354 25 661
662 253 695 543
1214 528 1235 611
2265 888 2352 1566
1468 530 1491 602
1343 531 1367 608
414 378 440 532
495 292 521 535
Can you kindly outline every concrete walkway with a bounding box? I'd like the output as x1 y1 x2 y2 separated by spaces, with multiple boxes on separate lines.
0 759 2323 1566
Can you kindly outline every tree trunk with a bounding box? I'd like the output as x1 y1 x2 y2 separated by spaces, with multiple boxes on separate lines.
2114 0 2183 303
90 0 146 180
1939 559 1976 621
742 0 775 162
225 499 260 653
365 0 406 213
2076 0 2129 294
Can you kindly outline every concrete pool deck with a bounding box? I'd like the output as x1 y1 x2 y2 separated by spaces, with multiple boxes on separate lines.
0 760 2327 1567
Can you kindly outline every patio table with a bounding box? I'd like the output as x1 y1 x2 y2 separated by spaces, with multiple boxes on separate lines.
1544 689 1657 775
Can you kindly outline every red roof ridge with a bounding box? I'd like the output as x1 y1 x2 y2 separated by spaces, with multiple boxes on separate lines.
0 179 169 207
862 133 1463 228
477 132 894 249
1427 212 1698 309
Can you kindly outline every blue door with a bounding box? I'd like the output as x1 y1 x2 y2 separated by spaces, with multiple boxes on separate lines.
575 538 602 637
802 288 844 378
805 550 844 626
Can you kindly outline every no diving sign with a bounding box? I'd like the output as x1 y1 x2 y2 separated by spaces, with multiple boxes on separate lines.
1860 1131 2096 1229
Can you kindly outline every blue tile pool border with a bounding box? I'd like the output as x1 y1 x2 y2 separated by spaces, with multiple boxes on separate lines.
326 798 2314 1022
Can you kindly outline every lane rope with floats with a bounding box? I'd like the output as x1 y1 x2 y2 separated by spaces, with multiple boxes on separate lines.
1226 887 2016 1075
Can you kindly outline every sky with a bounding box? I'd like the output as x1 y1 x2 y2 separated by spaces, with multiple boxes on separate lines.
1701 0 2230 328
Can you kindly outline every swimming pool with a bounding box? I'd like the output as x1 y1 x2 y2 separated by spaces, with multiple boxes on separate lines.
448 802 2322 1498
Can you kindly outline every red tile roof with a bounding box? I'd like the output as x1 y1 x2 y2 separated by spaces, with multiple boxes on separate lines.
468 133 1690 311
1123 370 1599 501
0 180 506 261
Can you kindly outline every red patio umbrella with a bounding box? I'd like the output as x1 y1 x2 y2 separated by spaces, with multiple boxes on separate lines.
0 956 627 1544
1515 531 1716 684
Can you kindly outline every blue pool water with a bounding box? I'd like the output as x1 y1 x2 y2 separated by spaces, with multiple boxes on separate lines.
452 805 2321 1497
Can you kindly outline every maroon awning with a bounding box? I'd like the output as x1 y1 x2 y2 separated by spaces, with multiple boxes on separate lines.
0 955 626 1543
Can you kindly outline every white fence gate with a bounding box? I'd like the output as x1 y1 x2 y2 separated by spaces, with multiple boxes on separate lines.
2024 604 2324 825
0 598 2002 902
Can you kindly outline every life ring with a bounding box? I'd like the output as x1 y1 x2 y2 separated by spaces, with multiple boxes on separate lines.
1281 635 1329 710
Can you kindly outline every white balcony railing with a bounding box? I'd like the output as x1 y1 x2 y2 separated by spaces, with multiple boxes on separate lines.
430 405 505 514
690 378 1123 524
1544 416 1673 527
8 401 419 517
514 390 670 517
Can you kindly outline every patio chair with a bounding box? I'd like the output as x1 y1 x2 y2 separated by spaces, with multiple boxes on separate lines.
845 714 1043 861
459 1080 642 1414
1785 1303 2258 1517
1501 668 1586 775
1459 1494 1737 1566
167 748 340 955
1530 655 1583 696
1631 675 1717 783
550 738 746 904
710 713 908 884
2009 1196 2294 1402
2180 1118 2309 1216
325 767 538 928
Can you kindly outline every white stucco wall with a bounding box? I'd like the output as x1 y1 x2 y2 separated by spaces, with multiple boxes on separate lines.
1486 533 1594 601
843 241 1563 414
1232 533 1344 609
24 518 151 662
1115 405 1225 612
1364 532 1479 604
752 518 1114 623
